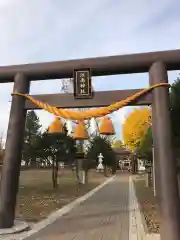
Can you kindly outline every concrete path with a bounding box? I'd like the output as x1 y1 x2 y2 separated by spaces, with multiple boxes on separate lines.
20 174 130 240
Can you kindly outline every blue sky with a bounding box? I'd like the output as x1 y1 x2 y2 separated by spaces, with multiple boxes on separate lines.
0 0 179 143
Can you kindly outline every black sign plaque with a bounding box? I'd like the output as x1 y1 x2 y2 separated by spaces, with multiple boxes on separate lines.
73 68 92 99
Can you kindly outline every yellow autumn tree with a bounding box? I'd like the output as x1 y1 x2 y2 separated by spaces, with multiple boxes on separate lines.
122 107 151 151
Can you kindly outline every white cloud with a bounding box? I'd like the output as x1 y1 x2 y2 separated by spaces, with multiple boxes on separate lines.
0 0 179 141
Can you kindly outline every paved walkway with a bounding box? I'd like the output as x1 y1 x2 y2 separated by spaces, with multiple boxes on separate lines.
17 174 130 240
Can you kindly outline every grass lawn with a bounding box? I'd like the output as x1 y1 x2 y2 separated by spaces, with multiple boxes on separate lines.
16 169 107 223
133 174 160 234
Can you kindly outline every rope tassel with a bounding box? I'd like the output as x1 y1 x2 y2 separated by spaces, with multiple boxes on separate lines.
11 83 169 120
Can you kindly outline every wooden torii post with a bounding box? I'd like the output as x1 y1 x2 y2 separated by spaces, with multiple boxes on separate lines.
0 49 179 240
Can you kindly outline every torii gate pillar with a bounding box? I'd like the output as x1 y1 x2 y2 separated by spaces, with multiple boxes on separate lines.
0 73 30 228
149 61 180 240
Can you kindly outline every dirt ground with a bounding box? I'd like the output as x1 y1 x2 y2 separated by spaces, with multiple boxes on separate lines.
15 169 107 223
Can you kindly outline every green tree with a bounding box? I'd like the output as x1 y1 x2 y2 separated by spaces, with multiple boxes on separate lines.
170 77 180 172
86 136 116 176
23 110 42 167
37 124 76 188
112 139 123 149
136 127 153 162
171 77 180 148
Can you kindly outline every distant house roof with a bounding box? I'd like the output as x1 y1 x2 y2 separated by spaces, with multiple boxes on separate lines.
114 148 132 155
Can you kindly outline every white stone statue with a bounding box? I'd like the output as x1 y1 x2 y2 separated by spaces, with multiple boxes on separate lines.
97 153 104 171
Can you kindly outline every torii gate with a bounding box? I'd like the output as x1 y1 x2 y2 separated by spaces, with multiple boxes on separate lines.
0 49 180 240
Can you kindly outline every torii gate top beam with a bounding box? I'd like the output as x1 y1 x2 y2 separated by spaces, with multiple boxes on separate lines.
0 49 180 82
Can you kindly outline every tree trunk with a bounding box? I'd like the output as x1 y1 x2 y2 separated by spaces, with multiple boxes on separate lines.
82 159 88 185
75 159 82 184
30 159 37 169
25 161 29 167
52 159 58 189
131 156 138 174
84 169 88 184
145 167 152 187
111 164 117 175
104 165 108 177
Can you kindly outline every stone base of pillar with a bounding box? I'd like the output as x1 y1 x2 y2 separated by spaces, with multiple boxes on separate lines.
0 220 29 235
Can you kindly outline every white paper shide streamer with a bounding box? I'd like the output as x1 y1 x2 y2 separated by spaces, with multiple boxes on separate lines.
90 117 97 135
119 107 127 144
66 120 73 136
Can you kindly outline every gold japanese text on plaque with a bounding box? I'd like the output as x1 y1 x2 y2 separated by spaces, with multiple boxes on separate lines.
73 68 92 99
